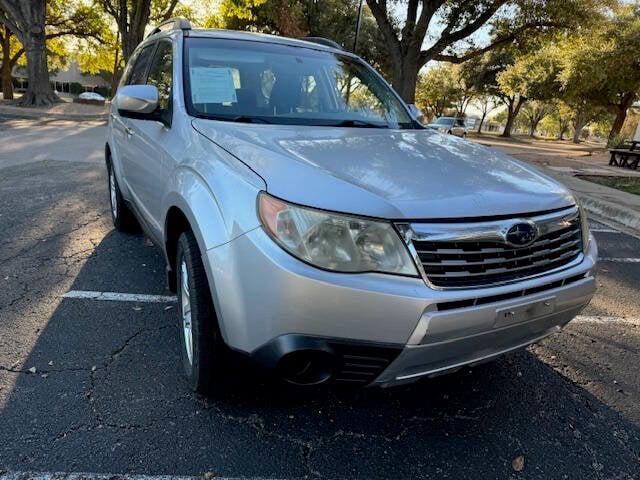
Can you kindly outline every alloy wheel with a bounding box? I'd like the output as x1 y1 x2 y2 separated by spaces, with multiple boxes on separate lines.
180 259 194 366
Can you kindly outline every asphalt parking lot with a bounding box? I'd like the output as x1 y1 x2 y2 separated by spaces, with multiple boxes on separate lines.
0 117 639 479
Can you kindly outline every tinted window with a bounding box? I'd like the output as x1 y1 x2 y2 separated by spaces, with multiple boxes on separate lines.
146 41 173 120
127 44 155 85
434 117 454 126
184 38 416 129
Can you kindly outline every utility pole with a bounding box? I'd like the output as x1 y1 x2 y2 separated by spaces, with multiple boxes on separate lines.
352 0 364 54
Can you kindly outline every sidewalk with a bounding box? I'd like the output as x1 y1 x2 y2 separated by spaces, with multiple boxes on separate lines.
471 135 640 235
0 98 108 121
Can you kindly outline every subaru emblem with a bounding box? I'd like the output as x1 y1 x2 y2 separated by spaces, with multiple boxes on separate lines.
505 221 538 247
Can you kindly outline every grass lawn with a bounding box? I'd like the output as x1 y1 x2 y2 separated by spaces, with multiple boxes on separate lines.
579 175 640 196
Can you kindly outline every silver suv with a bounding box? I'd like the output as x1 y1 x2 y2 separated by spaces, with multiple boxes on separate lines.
106 19 597 391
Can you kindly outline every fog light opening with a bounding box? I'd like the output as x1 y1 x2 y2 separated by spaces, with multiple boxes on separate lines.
278 350 336 386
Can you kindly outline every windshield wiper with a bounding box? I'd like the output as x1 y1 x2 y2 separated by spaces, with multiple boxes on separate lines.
228 115 272 124
332 119 388 129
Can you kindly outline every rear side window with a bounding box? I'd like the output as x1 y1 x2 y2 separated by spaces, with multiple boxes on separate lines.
127 44 155 85
146 41 173 123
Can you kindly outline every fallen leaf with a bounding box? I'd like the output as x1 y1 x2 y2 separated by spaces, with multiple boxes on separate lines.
512 455 525 472
133 307 142 311
164 305 174 311
48 361 54 366
28 367 37 374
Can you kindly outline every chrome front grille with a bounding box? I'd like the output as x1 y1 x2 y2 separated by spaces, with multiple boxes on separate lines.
399 206 584 289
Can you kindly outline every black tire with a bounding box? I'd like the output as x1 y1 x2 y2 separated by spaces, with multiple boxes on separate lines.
107 161 138 232
176 230 226 393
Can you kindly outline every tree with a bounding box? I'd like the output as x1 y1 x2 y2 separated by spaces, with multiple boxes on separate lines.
98 0 181 63
415 64 460 120
473 96 498 133
213 0 391 77
521 101 550 137
0 1 57 105
0 0 107 105
557 7 640 143
363 0 606 103
0 25 21 99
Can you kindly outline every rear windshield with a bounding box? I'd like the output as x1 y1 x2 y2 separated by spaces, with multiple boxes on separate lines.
184 37 416 129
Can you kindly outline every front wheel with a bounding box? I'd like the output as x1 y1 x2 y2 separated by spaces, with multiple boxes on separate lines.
107 162 138 232
176 230 226 394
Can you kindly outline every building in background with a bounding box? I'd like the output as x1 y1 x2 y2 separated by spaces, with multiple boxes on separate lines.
12 61 111 97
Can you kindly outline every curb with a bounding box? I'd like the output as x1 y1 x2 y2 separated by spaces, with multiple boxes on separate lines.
575 192 640 236
0 107 108 122
539 168 640 237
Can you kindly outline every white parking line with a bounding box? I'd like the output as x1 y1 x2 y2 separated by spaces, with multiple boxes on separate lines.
0 473 278 480
574 315 640 325
63 290 177 303
590 228 621 233
599 257 640 263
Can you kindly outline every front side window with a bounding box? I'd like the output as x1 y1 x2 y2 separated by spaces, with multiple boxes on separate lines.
127 44 155 86
146 41 173 122
184 38 416 129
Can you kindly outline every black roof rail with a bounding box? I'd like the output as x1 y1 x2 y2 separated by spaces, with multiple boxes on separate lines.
146 17 191 39
303 37 344 50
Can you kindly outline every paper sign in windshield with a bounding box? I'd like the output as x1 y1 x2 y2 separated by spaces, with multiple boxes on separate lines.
190 67 237 104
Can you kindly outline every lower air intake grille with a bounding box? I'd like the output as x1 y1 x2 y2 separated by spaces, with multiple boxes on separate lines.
329 343 401 384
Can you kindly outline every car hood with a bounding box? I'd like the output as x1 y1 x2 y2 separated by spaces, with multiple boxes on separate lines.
192 120 574 220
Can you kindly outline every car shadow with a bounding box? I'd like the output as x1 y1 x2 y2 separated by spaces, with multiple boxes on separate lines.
1 227 639 479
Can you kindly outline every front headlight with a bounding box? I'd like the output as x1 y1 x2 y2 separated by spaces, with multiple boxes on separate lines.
258 192 418 276
578 203 590 253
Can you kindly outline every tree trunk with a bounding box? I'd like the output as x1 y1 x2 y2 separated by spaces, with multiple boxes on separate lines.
1 27 13 100
110 46 121 96
558 123 568 140
478 111 487 133
607 93 635 144
121 28 144 64
501 97 525 138
19 29 58 106
392 53 419 103
529 117 541 137
0 0 59 106
572 118 587 143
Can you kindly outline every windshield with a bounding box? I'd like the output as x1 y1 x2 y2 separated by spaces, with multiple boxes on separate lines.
434 117 455 125
184 38 416 129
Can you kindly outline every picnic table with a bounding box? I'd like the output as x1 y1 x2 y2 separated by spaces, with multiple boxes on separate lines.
609 140 640 170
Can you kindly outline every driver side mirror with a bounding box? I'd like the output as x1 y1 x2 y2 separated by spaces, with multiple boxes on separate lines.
407 104 423 122
115 84 161 121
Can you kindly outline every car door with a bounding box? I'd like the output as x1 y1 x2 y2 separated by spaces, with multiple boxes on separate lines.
124 39 175 240
114 43 156 194
453 118 466 137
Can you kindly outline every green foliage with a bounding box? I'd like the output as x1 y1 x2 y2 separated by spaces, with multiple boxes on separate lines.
213 0 391 76
69 81 84 94
415 64 461 120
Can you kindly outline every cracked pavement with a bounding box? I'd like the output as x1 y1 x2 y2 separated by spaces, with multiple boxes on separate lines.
0 118 639 479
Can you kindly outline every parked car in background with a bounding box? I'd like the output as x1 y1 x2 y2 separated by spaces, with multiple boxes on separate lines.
106 18 597 393
78 92 106 102
427 116 468 137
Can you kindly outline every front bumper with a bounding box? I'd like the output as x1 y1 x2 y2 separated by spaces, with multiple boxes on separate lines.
205 228 597 386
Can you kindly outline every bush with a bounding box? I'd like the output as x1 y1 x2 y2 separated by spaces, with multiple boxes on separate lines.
607 134 628 149
93 86 112 99
69 82 84 95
